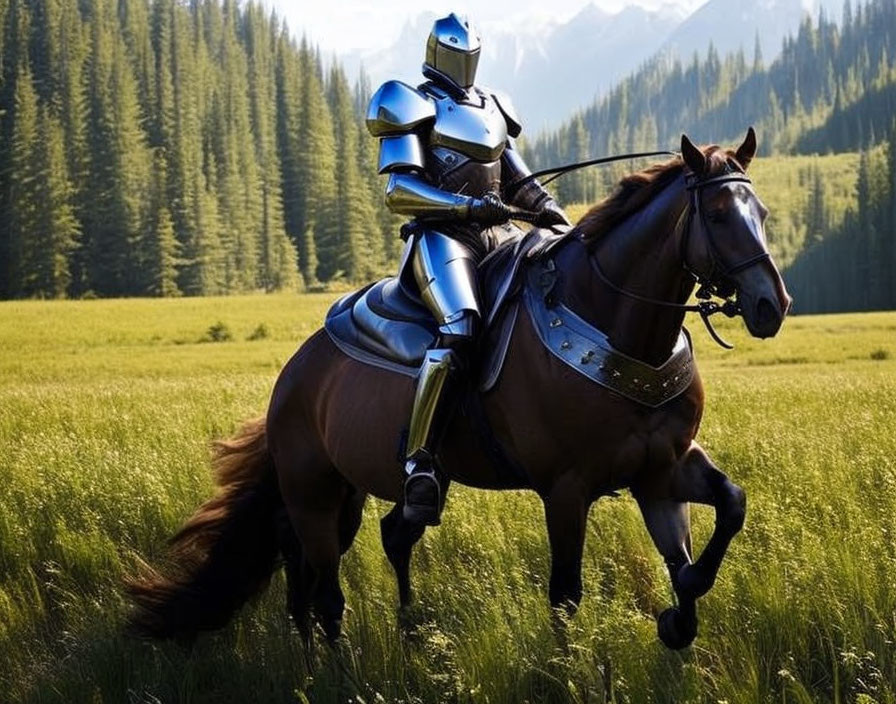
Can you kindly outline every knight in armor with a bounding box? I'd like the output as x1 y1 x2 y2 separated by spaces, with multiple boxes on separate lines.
366 13 570 526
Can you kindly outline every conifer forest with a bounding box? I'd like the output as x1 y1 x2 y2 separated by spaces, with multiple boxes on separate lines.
0 0 895 313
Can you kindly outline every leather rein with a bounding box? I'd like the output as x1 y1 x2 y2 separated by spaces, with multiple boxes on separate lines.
588 170 772 349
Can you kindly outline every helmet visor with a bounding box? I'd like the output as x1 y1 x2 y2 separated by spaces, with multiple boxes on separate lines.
434 43 480 88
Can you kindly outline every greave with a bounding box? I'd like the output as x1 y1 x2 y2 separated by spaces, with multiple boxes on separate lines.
406 347 460 470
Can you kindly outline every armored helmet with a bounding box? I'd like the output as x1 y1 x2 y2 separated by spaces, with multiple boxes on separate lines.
424 13 481 89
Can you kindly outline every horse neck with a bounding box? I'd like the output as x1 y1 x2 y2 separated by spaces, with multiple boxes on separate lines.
559 177 694 366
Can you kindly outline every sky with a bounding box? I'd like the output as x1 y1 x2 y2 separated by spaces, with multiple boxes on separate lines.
268 1 707 55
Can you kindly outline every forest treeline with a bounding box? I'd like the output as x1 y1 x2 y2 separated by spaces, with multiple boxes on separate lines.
785 133 896 312
0 0 894 313
0 0 399 299
529 0 896 196
528 0 896 313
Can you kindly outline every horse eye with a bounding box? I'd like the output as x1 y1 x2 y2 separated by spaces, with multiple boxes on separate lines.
707 210 727 223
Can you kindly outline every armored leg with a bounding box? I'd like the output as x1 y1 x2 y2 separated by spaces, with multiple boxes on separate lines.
403 230 480 525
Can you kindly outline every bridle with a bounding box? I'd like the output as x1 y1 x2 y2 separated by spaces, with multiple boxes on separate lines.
589 167 772 349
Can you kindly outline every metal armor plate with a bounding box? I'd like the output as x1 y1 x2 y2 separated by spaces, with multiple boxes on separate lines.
411 229 481 334
426 146 501 197
367 81 436 137
378 134 425 174
430 92 508 163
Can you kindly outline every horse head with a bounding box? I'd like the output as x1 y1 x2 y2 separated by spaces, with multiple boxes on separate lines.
680 129 792 339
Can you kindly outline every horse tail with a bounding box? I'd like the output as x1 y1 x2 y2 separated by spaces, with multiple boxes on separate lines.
125 417 282 639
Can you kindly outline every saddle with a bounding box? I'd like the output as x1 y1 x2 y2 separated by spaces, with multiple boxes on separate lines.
325 227 566 391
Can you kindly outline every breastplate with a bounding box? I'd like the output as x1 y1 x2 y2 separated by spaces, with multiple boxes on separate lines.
423 89 507 199
429 90 508 163
425 146 501 198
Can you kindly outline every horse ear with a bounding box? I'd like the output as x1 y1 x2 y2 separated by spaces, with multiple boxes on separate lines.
735 126 757 170
680 134 706 175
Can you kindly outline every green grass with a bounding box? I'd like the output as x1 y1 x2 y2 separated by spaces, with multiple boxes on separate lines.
1 294 895 703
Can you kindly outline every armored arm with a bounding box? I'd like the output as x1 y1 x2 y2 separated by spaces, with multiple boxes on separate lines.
384 172 470 219
489 89 570 227
500 138 569 226
367 79 510 224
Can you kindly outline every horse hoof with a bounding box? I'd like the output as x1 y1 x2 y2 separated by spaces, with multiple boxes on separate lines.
657 607 697 650
322 619 343 644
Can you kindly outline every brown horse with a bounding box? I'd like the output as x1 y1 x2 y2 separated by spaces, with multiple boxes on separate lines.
127 129 791 651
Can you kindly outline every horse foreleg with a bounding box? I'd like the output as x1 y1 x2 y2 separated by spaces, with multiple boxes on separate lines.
380 502 426 608
635 496 698 649
543 475 590 613
673 443 746 601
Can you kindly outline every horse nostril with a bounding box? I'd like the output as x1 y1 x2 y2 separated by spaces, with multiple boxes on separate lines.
756 297 778 325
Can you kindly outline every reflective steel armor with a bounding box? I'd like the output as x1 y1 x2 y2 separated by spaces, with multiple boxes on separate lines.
366 12 570 525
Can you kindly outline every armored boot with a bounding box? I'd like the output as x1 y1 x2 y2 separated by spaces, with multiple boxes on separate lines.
403 346 464 525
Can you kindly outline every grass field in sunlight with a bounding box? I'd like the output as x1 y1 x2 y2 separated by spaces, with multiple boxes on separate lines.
1 293 895 703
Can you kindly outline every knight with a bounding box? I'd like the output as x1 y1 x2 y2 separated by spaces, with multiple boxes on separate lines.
366 12 570 526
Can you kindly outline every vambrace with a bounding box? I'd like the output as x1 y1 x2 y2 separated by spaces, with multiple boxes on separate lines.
500 140 553 212
385 172 472 220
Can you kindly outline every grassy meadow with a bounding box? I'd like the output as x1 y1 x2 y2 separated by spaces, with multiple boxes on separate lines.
1 293 895 703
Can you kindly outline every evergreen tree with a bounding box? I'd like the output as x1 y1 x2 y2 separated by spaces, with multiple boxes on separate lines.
144 151 180 296
295 39 337 285
24 107 79 297
6 66 40 297
321 65 380 282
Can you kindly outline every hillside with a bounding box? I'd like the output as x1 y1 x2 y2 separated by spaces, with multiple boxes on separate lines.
528 0 896 165
565 150 864 267
528 0 896 314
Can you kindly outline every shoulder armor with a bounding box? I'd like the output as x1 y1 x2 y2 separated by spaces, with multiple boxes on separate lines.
367 81 436 137
489 89 522 138
377 134 425 174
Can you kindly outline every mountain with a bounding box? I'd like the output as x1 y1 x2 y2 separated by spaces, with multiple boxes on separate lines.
662 0 847 65
342 0 847 132
342 4 688 132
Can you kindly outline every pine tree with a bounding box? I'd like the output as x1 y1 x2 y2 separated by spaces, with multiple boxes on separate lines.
806 165 827 244
295 39 337 285
144 151 180 296
24 107 79 297
322 65 380 282
6 66 40 297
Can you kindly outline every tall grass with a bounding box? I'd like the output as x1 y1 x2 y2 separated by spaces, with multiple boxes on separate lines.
1 295 894 703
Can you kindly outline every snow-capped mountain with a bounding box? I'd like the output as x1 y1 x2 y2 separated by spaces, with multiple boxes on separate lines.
341 0 848 133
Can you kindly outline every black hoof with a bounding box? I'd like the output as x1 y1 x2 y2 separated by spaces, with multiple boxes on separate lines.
657 607 697 650
677 564 714 599
321 618 343 644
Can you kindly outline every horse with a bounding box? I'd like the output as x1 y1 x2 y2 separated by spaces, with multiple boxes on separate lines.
126 129 791 651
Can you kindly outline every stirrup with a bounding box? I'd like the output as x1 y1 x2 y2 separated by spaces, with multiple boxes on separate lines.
403 464 441 526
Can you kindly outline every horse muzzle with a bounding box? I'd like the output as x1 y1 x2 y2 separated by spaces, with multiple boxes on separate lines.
735 262 792 339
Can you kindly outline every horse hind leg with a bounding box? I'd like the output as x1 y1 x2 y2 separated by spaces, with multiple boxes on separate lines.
380 503 426 608
339 487 366 555
274 441 353 645
276 507 314 642
277 483 364 650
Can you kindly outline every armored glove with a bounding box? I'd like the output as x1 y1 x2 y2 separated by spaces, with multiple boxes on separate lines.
469 192 512 226
534 198 571 228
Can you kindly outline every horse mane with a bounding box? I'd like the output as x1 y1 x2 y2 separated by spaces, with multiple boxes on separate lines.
576 146 735 243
